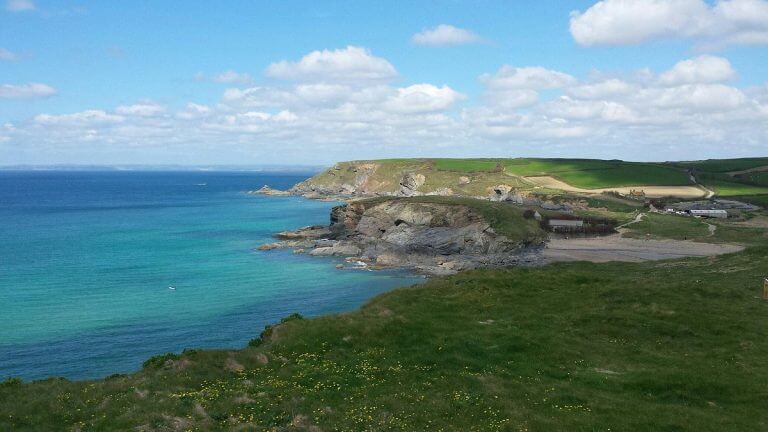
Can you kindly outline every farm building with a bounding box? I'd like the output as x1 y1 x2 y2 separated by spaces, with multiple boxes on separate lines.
549 219 584 232
689 209 728 218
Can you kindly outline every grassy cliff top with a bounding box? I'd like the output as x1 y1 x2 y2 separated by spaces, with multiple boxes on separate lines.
306 158 693 189
3 246 768 431
297 158 768 203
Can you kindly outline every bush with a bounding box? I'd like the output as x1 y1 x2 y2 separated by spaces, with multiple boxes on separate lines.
280 313 304 323
142 353 180 369
0 377 22 388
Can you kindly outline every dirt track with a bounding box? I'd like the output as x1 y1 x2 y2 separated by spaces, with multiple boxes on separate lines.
542 234 743 263
525 176 710 199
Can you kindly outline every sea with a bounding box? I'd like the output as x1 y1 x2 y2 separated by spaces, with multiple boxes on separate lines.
0 170 422 381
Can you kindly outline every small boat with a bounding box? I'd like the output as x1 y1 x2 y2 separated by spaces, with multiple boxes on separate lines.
168 286 176 290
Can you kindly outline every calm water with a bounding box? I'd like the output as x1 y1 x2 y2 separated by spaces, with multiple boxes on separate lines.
0 171 421 381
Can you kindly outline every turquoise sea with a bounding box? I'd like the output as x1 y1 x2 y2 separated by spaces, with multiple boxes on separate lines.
0 171 421 381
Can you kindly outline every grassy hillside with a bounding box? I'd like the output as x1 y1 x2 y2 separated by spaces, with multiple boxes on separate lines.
3 248 768 431
678 157 768 173
502 158 691 188
297 158 699 198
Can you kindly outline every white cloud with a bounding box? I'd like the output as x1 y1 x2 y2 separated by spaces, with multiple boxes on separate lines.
0 83 56 99
411 24 482 46
265 46 397 84
34 110 124 126
383 84 464 113
0 48 17 61
5 49 768 164
212 70 253 85
658 55 736 86
570 0 768 48
481 66 577 90
115 103 166 117
566 78 636 99
5 0 34 11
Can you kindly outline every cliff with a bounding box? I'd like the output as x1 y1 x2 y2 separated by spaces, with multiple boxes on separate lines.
261 196 546 275
288 159 532 201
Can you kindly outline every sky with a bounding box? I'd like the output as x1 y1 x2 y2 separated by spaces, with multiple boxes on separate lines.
1 0 767 166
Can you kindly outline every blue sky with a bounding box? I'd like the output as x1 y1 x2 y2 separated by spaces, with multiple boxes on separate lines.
1 0 767 165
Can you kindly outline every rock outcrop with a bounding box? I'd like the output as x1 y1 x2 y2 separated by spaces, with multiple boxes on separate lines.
250 185 292 196
258 198 545 275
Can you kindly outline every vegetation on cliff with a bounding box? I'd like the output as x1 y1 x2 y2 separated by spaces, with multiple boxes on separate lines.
3 246 768 431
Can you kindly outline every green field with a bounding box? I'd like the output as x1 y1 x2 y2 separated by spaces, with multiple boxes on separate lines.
744 171 768 186
703 180 768 197
622 213 710 241
431 158 501 173
679 158 768 173
502 159 691 189
3 247 768 431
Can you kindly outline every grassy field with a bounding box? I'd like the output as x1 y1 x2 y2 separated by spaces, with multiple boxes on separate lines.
622 213 710 240
703 180 768 197
301 158 697 197
621 213 768 246
743 171 768 186
3 247 768 431
431 158 501 173
502 159 691 189
678 158 768 173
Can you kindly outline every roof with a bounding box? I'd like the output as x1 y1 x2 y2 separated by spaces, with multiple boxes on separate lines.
549 219 584 227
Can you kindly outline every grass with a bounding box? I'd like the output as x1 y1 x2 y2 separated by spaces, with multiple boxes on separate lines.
704 180 768 197
502 159 691 189
621 213 768 246
3 247 768 430
300 158 697 197
431 159 501 173
622 213 710 240
678 157 768 173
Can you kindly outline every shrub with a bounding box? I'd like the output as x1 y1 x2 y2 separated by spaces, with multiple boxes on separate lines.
142 353 180 369
280 313 304 323
0 377 22 388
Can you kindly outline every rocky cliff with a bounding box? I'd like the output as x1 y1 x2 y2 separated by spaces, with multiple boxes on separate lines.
287 160 532 202
259 197 546 275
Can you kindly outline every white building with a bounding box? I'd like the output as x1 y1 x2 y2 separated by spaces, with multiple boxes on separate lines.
689 209 728 219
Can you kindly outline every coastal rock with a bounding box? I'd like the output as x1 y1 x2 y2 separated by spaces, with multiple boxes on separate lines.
262 197 545 275
257 243 281 251
459 176 471 185
275 225 330 240
399 173 425 196
309 244 362 256
251 185 291 196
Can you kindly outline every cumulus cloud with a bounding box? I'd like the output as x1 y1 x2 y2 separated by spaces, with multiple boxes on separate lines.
570 0 768 48
265 46 397 84
0 83 56 99
4 49 767 164
0 48 17 61
411 24 482 46
34 110 124 126
115 102 166 117
481 66 577 90
5 0 34 11
383 84 464 113
658 55 736 85
213 70 254 85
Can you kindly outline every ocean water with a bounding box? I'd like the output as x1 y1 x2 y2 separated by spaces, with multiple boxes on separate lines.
0 171 422 381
